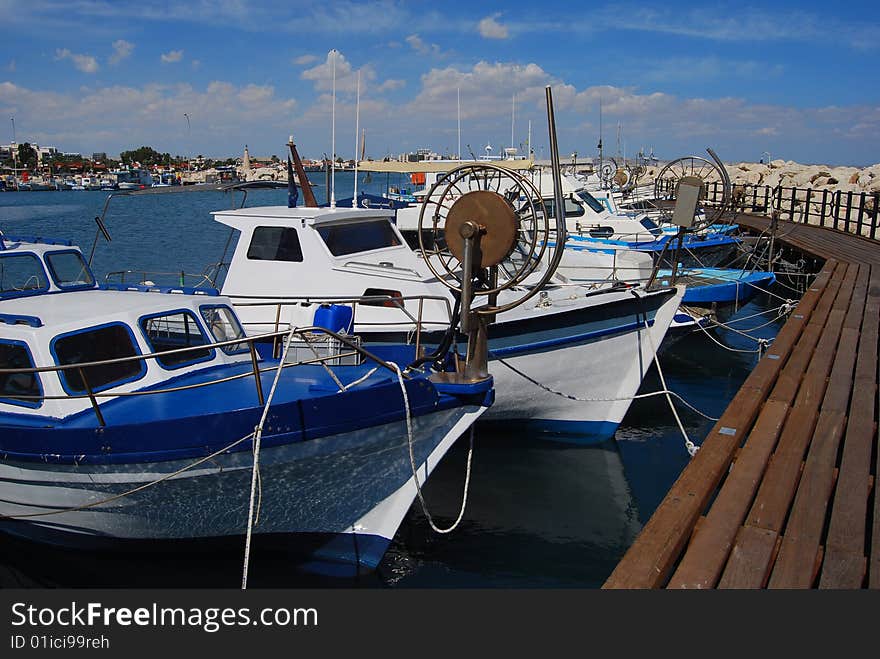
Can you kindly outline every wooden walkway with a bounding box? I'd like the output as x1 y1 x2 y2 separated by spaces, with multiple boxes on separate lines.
604 214 880 589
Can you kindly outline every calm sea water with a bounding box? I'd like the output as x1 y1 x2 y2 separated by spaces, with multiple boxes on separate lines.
0 173 792 588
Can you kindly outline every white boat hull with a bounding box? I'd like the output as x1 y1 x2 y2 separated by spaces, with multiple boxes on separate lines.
0 406 484 573
482 286 682 442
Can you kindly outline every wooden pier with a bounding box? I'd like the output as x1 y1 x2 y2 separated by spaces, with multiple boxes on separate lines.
604 213 879 589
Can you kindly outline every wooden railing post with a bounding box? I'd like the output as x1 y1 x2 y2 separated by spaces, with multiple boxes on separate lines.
856 192 866 236
803 188 812 224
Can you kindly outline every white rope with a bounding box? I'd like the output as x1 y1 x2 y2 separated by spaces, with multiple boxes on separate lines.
641 318 699 456
392 364 474 534
691 316 773 355
242 326 297 590
339 366 379 391
493 356 719 422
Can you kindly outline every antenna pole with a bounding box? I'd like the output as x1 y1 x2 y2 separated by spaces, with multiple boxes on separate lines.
528 120 531 161
330 49 337 208
511 93 515 153
457 87 461 160
546 86 568 262
353 69 360 200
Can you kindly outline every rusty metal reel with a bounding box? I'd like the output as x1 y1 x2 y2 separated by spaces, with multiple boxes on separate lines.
444 190 519 269
416 162 551 303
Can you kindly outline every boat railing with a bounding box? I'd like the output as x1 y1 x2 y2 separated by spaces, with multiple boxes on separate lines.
0 325 418 428
227 293 455 364
104 269 217 289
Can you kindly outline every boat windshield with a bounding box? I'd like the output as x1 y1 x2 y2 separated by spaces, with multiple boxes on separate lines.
0 254 50 295
317 219 401 256
639 218 664 237
45 251 95 288
576 191 607 214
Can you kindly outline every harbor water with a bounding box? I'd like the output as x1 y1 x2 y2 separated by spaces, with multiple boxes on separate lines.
0 173 790 588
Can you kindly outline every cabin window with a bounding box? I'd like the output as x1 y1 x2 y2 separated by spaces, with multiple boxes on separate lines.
639 218 664 237
317 219 401 256
0 341 42 407
200 305 248 354
45 250 95 289
361 288 405 308
541 196 585 219
577 191 608 214
52 323 146 394
140 310 214 369
247 226 303 262
0 253 50 295
589 226 615 239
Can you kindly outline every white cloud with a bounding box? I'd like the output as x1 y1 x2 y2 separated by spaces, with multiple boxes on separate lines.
160 49 184 64
294 54 318 66
478 14 509 39
109 39 134 65
191 59 201 70
300 50 394 96
377 79 406 92
405 34 440 56
0 80 298 155
54 48 99 73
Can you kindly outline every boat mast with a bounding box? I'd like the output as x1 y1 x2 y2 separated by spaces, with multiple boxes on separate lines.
457 87 461 160
353 69 360 200
330 49 337 208
511 93 515 155
597 99 603 187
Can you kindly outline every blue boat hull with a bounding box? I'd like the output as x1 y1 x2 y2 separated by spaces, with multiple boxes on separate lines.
653 268 777 305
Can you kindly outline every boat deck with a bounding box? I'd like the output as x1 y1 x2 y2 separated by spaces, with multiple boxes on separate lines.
604 213 880 588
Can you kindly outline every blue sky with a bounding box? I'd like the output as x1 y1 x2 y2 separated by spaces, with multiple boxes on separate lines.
1 0 878 165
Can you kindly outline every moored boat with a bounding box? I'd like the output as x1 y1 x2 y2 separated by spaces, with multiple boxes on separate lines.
0 232 493 575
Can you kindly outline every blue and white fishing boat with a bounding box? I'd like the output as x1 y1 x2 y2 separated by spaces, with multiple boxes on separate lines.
0 232 494 575
215 181 683 442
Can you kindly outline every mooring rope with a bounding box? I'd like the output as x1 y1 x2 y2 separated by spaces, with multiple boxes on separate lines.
492 355 718 425
392 363 474 535
241 326 297 590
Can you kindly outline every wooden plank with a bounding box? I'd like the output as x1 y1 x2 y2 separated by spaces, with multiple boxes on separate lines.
820 328 860 413
602 385 766 589
604 257 840 589
718 526 778 589
769 323 825 405
746 273 855 533
667 400 789 588
868 266 880 589
767 411 847 588
820 552 866 589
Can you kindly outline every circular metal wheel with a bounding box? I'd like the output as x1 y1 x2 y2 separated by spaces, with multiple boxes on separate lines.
599 158 618 188
416 163 559 316
653 155 731 229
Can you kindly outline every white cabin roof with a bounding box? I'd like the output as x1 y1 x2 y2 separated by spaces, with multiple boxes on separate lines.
213 205 395 229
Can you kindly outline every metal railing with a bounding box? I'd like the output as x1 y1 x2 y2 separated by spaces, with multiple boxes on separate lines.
0 324 415 428
227 294 455 364
657 178 879 240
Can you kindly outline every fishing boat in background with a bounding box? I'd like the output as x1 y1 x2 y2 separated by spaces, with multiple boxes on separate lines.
0 231 494 575
213 167 683 442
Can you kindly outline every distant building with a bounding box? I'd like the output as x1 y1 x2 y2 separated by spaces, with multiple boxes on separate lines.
92 152 108 162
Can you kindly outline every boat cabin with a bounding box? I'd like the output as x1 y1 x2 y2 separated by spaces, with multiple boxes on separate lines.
0 235 251 421
215 206 454 335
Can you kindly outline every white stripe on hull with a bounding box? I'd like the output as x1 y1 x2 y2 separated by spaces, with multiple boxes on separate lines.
0 406 484 545
484 289 681 426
